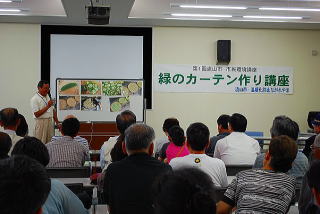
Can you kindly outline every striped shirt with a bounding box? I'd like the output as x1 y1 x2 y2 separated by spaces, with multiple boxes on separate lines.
51 135 89 150
223 169 296 214
47 136 90 167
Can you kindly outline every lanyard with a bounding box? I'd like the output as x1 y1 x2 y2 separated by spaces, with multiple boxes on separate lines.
37 93 48 106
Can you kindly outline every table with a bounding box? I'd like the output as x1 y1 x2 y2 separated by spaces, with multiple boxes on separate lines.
55 177 94 187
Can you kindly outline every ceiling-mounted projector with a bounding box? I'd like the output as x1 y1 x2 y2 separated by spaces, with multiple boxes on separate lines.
87 6 110 25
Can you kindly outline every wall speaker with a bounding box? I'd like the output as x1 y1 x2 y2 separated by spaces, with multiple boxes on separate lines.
217 40 231 64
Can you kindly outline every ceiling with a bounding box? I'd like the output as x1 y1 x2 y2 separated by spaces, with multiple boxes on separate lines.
1 0 320 29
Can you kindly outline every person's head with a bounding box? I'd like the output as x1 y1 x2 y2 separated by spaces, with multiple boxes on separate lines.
312 114 320 134
0 132 12 158
270 115 299 140
12 137 50 167
0 155 51 214
306 160 320 206
168 126 185 147
217 114 230 133
116 110 137 134
16 114 29 137
124 123 155 155
186 122 210 152
61 117 80 137
162 118 180 135
0 108 19 129
263 135 298 173
153 167 216 214
229 113 247 132
311 134 320 160
37 80 50 96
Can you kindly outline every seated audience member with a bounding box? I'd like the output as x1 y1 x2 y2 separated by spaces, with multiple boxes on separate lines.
0 107 22 153
303 160 320 214
46 117 89 167
217 135 297 214
0 155 51 214
103 123 172 214
299 135 320 213
170 122 228 187
206 114 231 157
165 126 189 163
0 132 12 159
155 118 180 158
153 167 216 214
100 110 136 170
12 136 88 214
303 113 320 159
51 115 89 150
253 115 309 187
214 113 260 165
16 113 29 137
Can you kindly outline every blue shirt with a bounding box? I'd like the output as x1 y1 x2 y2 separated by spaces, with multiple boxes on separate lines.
42 179 88 214
253 151 309 188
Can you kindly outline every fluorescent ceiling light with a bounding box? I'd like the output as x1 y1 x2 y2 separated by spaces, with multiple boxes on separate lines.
232 19 288 23
243 15 302 20
165 17 221 21
171 13 232 18
0 0 13 2
259 7 320 12
0 8 21 12
179 5 247 10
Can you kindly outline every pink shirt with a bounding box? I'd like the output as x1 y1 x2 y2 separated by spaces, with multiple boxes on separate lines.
166 142 190 163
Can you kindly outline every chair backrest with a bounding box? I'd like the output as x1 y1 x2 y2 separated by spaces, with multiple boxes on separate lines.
65 183 84 194
245 131 264 147
226 165 252 176
46 167 91 178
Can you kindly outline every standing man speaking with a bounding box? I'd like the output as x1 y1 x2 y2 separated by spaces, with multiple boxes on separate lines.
30 80 59 143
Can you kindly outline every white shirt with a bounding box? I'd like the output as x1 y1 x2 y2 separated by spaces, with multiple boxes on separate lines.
213 132 261 165
170 154 228 187
3 129 23 154
100 136 119 170
30 93 53 119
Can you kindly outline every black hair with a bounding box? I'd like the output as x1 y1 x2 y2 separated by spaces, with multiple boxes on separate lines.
217 115 230 129
0 155 51 214
153 167 216 214
168 126 185 147
0 108 19 127
110 111 136 162
116 110 136 134
62 117 80 137
110 141 127 162
270 116 299 140
37 80 49 88
16 114 29 137
307 160 320 192
162 118 180 132
0 132 12 159
186 123 210 151
229 113 247 132
12 136 50 167
269 135 298 173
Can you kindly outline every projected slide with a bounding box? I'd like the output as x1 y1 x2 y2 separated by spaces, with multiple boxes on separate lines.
56 79 144 122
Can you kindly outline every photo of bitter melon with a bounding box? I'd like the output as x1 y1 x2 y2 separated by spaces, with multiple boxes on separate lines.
58 80 80 95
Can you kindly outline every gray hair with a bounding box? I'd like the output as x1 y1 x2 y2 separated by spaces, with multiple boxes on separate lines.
270 115 299 140
125 123 155 151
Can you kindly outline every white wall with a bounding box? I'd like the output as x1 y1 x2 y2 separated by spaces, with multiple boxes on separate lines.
1 24 320 140
147 27 320 138
0 23 40 132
